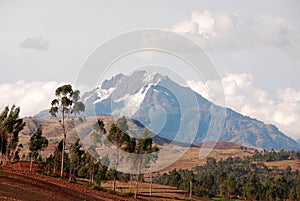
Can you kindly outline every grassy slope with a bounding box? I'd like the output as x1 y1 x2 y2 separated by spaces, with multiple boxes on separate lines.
19 117 300 173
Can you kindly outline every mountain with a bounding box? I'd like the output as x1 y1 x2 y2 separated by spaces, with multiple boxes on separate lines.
35 71 299 150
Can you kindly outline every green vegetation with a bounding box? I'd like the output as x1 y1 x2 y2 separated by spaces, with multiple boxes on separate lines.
0 105 25 165
132 128 159 198
42 115 159 198
154 151 300 201
107 117 131 192
29 127 48 171
252 149 300 161
49 84 85 177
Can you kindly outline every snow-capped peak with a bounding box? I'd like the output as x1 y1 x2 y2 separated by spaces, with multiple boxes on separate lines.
83 70 167 116
143 71 162 84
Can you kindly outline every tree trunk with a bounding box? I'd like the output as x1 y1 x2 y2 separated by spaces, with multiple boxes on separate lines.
150 172 152 197
135 155 143 198
189 180 192 200
134 174 138 198
30 155 33 172
0 154 4 166
0 135 3 165
60 108 66 178
69 164 72 181
113 153 119 192
6 134 11 165
60 135 66 178
129 174 132 194
92 164 94 184
89 165 94 185
113 177 116 192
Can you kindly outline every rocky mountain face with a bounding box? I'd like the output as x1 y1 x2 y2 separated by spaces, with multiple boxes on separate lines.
35 71 300 150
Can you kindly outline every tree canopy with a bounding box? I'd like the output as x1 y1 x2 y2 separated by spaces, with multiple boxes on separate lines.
0 105 25 165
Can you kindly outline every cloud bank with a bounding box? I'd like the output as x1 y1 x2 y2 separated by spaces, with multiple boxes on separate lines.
20 36 49 50
0 81 62 117
188 73 300 140
173 10 299 52
0 81 90 117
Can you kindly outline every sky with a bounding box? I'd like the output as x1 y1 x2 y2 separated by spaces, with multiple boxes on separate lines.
0 0 300 139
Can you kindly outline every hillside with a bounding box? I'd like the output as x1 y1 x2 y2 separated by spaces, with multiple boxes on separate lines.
19 116 300 171
18 117 257 172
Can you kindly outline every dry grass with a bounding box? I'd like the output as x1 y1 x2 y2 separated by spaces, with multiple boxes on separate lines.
264 159 300 171
160 147 254 173
101 180 210 201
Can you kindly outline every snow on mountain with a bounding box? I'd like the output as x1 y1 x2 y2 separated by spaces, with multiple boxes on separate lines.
83 71 164 116
35 70 300 150
94 87 116 104
112 83 152 117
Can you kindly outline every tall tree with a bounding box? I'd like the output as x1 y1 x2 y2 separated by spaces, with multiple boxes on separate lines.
49 84 85 177
69 138 84 180
225 173 236 199
29 127 48 171
53 140 63 174
124 135 136 194
94 155 110 187
107 118 130 192
245 173 262 201
133 128 159 198
0 105 25 165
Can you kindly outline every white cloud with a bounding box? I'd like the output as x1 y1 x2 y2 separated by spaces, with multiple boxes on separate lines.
173 10 298 52
0 81 63 117
0 81 91 117
188 73 300 140
20 36 49 50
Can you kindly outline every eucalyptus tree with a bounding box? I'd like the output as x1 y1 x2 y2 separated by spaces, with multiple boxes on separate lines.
49 84 85 177
0 105 25 165
107 120 130 192
29 127 48 171
133 128 159 198
69 138 84 179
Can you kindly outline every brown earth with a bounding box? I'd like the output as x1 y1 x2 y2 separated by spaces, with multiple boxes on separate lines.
0 167 136 201
0 167 211 201
9 161 45 171
160 146 255 173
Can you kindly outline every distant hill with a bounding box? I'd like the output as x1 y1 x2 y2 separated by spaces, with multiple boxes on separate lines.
19 116 254 157
195 141 256 151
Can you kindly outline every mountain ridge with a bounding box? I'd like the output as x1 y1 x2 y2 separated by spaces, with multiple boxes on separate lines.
34 70 300 150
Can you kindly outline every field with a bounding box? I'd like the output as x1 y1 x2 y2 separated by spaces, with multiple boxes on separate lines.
212 199 240 201
160 147 254 173
0 167 211 201
264 159 300 170
100 180 210 201
0 167 134 201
